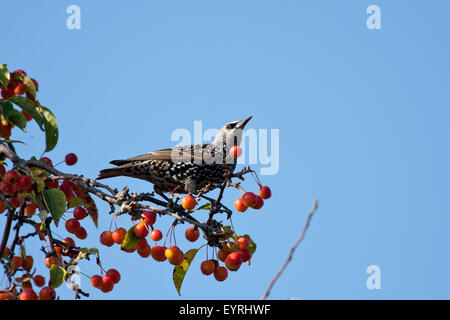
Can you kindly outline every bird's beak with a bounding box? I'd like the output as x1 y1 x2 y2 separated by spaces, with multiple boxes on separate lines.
236 116 253 129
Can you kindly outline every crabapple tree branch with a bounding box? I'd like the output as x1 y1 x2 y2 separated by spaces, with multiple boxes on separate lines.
261 199 319 300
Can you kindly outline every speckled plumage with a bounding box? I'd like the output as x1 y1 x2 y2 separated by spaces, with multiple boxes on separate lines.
97 117 252 195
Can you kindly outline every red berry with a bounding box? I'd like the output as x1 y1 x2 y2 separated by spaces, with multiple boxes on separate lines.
0 86 14 99
75 226 87 240
258 186 271 199
4 170 19 185
141 210 156 226
9 197 21 208
242 192 258 207
133 222 149 238
33 275 45 287
73 206 87 220
150 229 163 241
137 243 152 258
100 231 114 247
229 145 242 159
165 246 184 265
200 260 216 275
151 245 167 262
65 153 78 166
14 69 27 76
218 249 230 262
65 218 80 234
112 227 127 244
46 179 59 189
90 275 103 288
16 175 33 192
39 286 56 300
225 252 243 271
101 276 114 293
106 269 121 284
234 198 248 212
0 181 15 194
40 157 53 166
185 226 200 242
237 248 251 262
19 288 37 300
252 195 264 209
22 255 33 271
237 237 249 250
214 266 228 282
181 195 197 210
59 183 74 200
62 237 75 247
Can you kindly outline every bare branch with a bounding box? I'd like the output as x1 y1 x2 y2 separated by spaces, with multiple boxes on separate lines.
261 199 319 300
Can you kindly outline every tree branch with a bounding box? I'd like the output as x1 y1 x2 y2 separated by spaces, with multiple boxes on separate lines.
261 199 319 300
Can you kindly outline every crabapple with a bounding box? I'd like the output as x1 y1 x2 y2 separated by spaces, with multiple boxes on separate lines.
185 226 200 242
182 195 197 210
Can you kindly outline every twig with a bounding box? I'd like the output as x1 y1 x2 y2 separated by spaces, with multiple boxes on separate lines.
261 199 319 300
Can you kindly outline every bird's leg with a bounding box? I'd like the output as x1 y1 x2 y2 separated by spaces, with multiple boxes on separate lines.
169 185 181 201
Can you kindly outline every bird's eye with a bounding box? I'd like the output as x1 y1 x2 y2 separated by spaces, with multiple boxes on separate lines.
226 123 236 129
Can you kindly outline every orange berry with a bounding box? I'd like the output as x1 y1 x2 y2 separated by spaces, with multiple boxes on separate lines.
19 288 37 300
165 246 184 265
112 227 127 244
134 222 149 238
185 226 200 242
33 275 45 287
24 203 37 217
22 255 33 271
39 287 56 300
11 256 23 270
151 245 167 262
200 260 216 275
234 198 248 212
214 266 228 282
181 195 197 210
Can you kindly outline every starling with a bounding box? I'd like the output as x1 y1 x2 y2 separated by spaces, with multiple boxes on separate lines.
96 116 252 195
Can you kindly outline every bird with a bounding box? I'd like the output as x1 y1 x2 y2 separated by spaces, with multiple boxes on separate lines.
96 116 252 196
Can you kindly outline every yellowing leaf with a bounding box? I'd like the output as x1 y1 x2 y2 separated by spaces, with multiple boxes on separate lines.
173 248 199 296
50 265 66 288
72 184 98 227
121 226 140 250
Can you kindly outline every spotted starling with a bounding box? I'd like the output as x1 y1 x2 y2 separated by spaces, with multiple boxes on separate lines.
96 116 252 195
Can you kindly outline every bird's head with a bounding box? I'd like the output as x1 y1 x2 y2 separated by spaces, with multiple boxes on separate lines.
212 116 252 150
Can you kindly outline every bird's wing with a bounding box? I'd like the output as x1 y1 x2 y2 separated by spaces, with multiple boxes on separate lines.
109 144 210 166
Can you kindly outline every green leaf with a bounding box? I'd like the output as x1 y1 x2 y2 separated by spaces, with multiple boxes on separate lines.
40 105 58 152
0 139 24 144
50 265 66 288
68 197 86 209
173 248 199 296
0 100 13 118
195 203 211 211
8 109 27 131
8 96 44 129
42 189 67 226
0 63 9 88
121 226 141 250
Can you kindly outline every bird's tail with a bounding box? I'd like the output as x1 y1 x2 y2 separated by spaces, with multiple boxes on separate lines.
96 167 129 180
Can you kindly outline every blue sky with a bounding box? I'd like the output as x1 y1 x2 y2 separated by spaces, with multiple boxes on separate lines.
1 0 450 299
